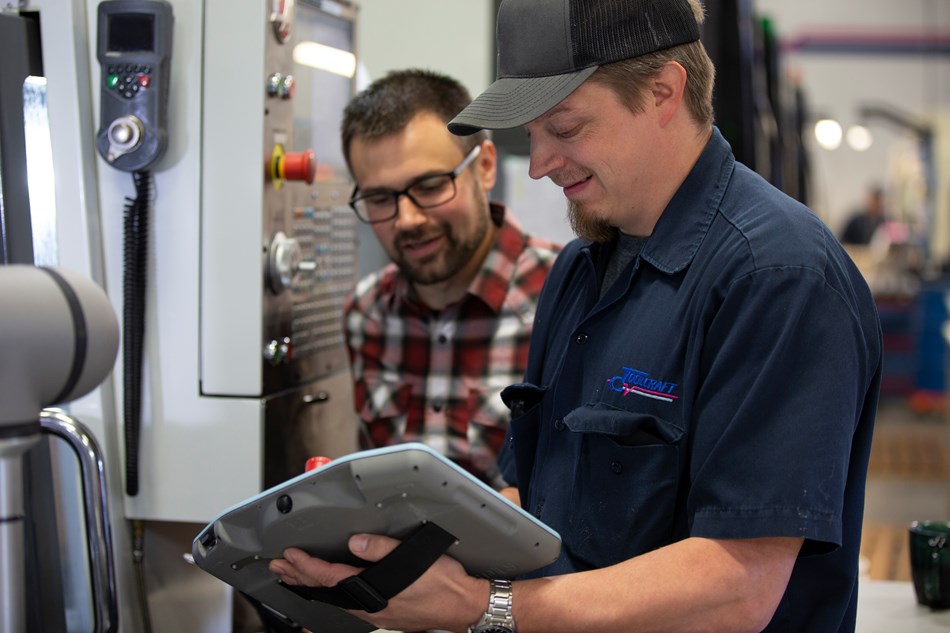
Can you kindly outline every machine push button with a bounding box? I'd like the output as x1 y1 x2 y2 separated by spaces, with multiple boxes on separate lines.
266 145 316 188
263 336 293 366
281 149 316 184
305 456 332 472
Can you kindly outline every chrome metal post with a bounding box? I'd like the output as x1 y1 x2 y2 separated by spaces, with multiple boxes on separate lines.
0 431 40 633
40 409 118 633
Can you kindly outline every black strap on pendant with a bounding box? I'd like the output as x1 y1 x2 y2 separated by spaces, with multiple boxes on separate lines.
280 521 457 613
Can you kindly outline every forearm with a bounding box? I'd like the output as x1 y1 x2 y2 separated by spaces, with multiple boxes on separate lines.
270 531 801 633
512 536 802 633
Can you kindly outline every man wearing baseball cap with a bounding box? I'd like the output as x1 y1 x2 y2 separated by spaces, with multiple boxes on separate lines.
271 2 882 631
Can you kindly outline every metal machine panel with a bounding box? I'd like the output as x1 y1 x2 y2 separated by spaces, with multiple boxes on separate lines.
82 0 270 522
11 1 363 629
200 0 359 398
77 0 359 522
198 0 268 397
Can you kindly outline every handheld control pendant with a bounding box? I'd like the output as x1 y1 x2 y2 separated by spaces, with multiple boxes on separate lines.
95 0 173 172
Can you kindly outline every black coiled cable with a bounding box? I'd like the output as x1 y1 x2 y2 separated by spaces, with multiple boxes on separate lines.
123 170 151 497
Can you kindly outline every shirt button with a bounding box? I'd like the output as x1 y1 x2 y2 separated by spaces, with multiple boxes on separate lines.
610 461 623 474
554 418 565 431
437 334 448 344
575 332 589 344
432 401 443 413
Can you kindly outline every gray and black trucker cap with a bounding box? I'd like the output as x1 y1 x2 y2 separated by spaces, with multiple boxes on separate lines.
448 0 701 135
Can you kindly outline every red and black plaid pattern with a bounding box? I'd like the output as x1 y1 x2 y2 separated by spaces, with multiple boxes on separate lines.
344 204 561 487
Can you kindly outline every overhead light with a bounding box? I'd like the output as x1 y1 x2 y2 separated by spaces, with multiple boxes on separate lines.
814 118 843 150
293 41 356 78
846 124 873 151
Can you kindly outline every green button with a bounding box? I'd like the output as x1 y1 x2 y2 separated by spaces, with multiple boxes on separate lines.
107 74 119 89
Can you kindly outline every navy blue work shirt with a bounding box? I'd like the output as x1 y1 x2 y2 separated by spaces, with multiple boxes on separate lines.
499 128 882 632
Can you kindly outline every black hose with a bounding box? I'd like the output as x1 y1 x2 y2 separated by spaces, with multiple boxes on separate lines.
123 170 151 497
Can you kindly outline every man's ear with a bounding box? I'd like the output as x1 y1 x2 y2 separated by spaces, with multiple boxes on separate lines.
652 61 687 127
476 139 498 191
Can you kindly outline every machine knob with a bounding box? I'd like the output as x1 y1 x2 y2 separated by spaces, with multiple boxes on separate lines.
278 74 295 99
265 73 294 99
105 115 144 162
266 72 283 97
267 231 301 293
110 121 136 144
263 336 292 365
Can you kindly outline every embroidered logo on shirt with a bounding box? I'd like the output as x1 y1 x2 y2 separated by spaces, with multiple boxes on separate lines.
607 367 679 402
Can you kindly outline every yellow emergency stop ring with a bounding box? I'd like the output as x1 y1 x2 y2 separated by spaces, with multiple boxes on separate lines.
270 143 285 190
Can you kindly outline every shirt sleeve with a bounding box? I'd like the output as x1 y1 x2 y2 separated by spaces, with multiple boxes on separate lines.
686 265 877 551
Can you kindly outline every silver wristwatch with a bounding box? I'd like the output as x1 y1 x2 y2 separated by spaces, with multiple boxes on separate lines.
469 578 515 633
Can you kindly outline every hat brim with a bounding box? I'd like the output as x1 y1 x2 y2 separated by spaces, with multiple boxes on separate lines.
448 67 598 136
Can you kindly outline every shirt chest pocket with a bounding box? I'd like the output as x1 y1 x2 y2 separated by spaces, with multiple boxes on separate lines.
563 403 684 569
359 379 414 438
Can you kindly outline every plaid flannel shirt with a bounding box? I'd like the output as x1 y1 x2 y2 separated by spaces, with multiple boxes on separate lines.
343 203 561 487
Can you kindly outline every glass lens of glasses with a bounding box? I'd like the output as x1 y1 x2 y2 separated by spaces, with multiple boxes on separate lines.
408 175 454 206
357 193 395 220
353 174 457 222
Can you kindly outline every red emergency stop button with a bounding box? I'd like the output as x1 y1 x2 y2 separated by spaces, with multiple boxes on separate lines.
281 149 316 184
305 456 332 472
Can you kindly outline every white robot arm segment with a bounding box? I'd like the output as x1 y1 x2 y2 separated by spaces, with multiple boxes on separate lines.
0 265 119 425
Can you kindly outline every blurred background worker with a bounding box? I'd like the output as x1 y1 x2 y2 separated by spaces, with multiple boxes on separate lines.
841 184 888 245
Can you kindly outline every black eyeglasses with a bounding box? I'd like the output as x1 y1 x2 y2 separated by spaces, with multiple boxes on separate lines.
349 144 482 224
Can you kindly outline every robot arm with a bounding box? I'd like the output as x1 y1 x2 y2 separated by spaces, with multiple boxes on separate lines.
0 265 119 426
0 265 119 633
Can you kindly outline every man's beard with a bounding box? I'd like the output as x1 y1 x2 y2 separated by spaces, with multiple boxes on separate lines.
568 200 616 243
394 189 491 286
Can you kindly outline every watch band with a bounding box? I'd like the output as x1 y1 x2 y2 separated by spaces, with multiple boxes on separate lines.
469 578 515 633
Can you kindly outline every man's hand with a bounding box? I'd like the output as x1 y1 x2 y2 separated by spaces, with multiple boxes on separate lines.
269 533 488 633
499 486 521 506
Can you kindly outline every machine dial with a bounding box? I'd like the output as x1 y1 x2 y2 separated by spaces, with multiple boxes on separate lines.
268 231 302 293
104 115 144 163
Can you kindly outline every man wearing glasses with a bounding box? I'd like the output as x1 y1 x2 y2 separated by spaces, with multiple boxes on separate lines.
341 69 561 487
